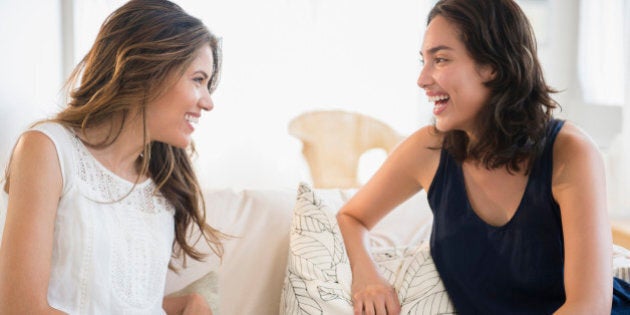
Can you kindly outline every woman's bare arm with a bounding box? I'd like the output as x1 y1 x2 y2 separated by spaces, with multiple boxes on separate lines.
0 131 66 314
337 126 441 315
552 123 612 315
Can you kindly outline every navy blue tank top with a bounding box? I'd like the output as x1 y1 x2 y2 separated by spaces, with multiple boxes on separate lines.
427 119 630 314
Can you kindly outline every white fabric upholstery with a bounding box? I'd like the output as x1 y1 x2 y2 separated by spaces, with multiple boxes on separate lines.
165 186 433 315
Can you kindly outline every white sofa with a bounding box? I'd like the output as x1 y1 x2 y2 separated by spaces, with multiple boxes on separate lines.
165 186 434 315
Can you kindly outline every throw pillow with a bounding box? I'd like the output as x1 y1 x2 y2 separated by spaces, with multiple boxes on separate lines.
280 182 456 314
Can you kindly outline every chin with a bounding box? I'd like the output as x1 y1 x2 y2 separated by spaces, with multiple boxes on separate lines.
164 136 191 149
174 140 191 149
434 119 451 133
171 143 189 149
434 116 466 133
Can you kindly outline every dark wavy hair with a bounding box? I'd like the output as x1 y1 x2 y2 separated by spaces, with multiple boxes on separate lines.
429 0 558 174
30 0 223 268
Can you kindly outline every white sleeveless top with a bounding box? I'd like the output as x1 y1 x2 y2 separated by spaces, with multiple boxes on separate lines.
1 122 175 314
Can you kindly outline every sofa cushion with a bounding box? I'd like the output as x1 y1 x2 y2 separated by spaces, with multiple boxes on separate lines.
165 188 297 315
280 182 455 314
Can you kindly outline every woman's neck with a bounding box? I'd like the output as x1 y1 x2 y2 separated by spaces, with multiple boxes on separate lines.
76 117 147 181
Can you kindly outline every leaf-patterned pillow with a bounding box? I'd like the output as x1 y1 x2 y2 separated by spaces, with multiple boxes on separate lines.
279 182 456 314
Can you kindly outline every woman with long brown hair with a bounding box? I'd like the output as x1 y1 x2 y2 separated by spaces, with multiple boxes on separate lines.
0 0 223 313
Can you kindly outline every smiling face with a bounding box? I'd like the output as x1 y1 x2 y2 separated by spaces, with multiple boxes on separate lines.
146 45 215 148
418 15 494 136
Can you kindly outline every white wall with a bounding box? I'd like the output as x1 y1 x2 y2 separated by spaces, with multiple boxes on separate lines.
0 1 64 170
185 0 433 189
543 0 623 148
606 0 630 216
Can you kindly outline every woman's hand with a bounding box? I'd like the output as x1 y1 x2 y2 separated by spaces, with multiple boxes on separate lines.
351 275 401 315
163 293 212 315
181 293 212 315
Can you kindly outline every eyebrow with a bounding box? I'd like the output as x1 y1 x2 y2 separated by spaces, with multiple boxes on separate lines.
193 70 209 78
419 45 453 57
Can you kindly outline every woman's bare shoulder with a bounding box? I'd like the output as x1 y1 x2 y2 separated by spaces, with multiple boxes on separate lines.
395 125 443 189
407 125 444 146
552 121 603 187
12 130 60 169
6 130 61 192
553 121 600 163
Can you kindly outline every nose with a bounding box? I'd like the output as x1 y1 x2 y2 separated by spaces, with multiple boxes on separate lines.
417 65 433 90
200 89 214 111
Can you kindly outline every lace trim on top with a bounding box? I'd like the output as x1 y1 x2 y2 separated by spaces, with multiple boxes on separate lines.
67 129 175 309
69 133 173 214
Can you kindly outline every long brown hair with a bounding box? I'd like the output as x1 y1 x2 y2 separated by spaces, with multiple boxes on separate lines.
42 0 223 267
428 0 558 174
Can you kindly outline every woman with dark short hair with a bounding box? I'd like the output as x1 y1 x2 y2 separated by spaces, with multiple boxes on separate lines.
337 0 630 314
